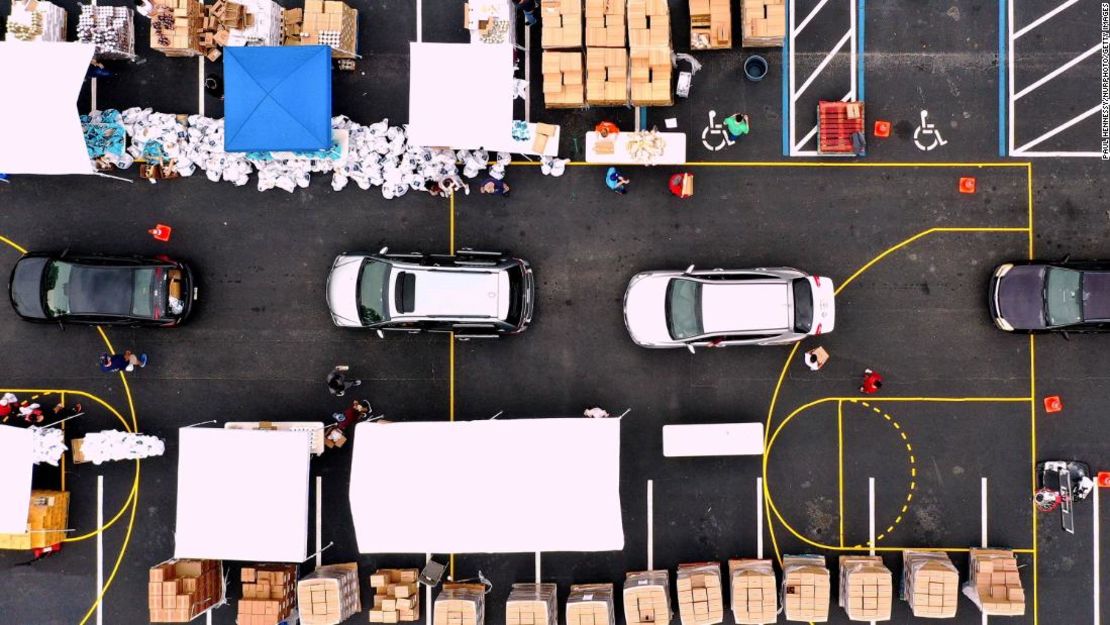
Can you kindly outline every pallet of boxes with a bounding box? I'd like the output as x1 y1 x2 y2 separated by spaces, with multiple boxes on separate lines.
624 570 670 625
566 583 614 625
149 0 203 57
541 0 582 49
0 490 69 552
506 583 557 625
585 47 628 105
370 568 421 623
963 548 1025 616
238 564 297 625
298 563 361 625
689 0 730 49
902 551 959 618
76 5 136 60
297 0 358 60
5 0 68 43
781 555 830 622
148 559 223 623
838 556 892 622
741 0 785 47
728 559 776 625
434 582 485 625
676 563 724 625
543 51 585 108
585 0 624 47
628 0 672 106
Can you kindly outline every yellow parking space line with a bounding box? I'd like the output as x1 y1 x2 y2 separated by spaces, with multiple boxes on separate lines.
1027 163 1035 261
1030 333 1039 625
0 234 28 254
449 192 456 255
837 400 844 548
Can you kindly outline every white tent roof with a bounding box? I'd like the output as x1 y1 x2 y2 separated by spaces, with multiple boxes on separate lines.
174 428 311 562
350 418 624 553
0 42 95 175
407 42 515 150
0 425 34 534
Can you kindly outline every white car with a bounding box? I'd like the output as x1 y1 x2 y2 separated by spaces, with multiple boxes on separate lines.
623 266 835 351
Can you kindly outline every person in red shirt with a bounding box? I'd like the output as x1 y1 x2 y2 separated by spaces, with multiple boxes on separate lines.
859 368 883 394
595 121 620 137
668 173 693 198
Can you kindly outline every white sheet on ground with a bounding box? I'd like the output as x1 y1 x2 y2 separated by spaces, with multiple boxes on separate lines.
350 418 624 553
174 428 311 562
0 42 96 175
0 425 34 533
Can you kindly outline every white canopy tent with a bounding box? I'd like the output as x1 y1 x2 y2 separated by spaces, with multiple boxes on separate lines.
350 418 624 553
407 42 516 151
0 42 96 175
0 425 35 534
174 428 311 562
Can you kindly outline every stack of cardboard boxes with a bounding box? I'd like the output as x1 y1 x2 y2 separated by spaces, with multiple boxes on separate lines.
283 8 304 44
676 563 724 625
5 0 68 42
689 0 730 49
0 490 69 551
741 0 785 47
728 559 777 625
902 551 959 619
782 555 830 622
629 46 671 105
585 47 628 105
626 0 669 47
433 583 486 625
964 549 1025 616
541 0 582 49
225 0 285 46
297 563 361 625
838 556 892 621
369 568 421 623
76 5 136 60
149 0 202 56
297 0 358 59
623 570 671 625
566 583 615 625
238 564 298 625
542 51 585 108
585 0 624 47
147 559 223 623
505 583 558 625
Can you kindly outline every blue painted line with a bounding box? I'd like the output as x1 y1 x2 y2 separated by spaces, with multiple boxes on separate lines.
857 0 865 102
781 0 790 156
998 0 1007 156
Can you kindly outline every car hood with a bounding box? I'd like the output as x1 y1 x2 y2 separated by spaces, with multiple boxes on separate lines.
624 274 677 346
10 257 49 319
327 255 365 327
996 265 1046 330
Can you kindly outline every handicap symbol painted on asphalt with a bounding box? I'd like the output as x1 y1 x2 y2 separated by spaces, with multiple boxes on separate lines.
913 110 948 151
701 110 735 152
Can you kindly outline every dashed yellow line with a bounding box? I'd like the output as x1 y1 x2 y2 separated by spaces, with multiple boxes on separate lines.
852 401 916 545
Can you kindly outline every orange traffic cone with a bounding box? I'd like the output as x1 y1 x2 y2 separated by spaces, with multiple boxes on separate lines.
959 177 977 194
148 224 172 242
1043 395 1063 413
1098 471 1110 488
873 120 891 138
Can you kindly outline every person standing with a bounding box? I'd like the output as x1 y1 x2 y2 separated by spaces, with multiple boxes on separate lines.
605 167 630 194
327 366 362 397
479 178 511 196
512 0 538 25
859 368 883 394
724 112 750 142
0 393 17 423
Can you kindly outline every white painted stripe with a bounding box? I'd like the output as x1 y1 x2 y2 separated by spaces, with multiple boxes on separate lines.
791 0 831 37
425 553 433 625
1007 0 1014 155
788 0 796 154
646 479 654 570
1010 150 1105 157
1013 0 1080 39
91 79 98 113
1014 44 1101 100
198 57 205 116
793 31 852 101
534 552 541 583
1095 485 1100 625
868 477 875 555
315 476 323 569
981 477 988 547
207 611 212 625
756 477 763 559
849 0 857 105
1012 104 1101 153
794 124 819 151
524 26 531 122
97 475 104 625
791 150 821 157
416 0 422 42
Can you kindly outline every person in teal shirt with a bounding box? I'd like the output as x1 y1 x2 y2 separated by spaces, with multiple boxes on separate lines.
724 113 750 141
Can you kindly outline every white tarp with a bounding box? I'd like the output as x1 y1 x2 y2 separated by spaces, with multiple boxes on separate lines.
662 423 764 457
350 418 624 553
0 42 96 175
0 425 35 533
407 42 515 151
174 428 311 562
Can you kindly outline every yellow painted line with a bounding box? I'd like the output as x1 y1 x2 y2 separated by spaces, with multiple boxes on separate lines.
1027 163 1035 261
837 400 845 548
0 235 28 254
1030 333 1039 625
762 342 799 566
510 161 1034 168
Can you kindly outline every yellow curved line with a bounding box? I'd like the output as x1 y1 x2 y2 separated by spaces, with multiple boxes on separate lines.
0 235 28 254
77 460 140 625
762 342 799 566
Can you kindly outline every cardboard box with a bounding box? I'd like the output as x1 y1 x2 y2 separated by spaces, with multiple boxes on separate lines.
434 583 485 625
838 556 892 621
371 569 422 623
566 583 614 625
237 564 297 625
741 0 785 47
727 560 776 624
628 46 672 106
585 47 628 105
0 491 69 551
148 559 223 623
541 0 583 49
299 564 362 625
543 51 586 108
782 556 830 622
584 0 624 47
295 0 357 57
689 0 731 49
902 551 959 618
676 563 724 625
964 549 1025 616
624 571 670 625
626 0 669 48
505 583 557 625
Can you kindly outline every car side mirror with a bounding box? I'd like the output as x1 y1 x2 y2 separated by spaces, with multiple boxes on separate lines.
685 264 696 275
686 343 696 354
376 329 385 339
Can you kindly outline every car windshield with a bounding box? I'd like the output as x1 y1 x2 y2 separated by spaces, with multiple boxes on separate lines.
666 278 703 340
357 259 391 325
792 278 813 333
1045 267 1082 326
130 268 161 319
43 260 74 317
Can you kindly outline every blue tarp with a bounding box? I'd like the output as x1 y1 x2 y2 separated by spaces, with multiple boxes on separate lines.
224 46 332 153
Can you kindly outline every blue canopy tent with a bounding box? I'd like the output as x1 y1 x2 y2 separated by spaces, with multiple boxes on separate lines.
224 45 332 153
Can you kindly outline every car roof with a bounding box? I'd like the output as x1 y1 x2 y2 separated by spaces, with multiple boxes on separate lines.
393 266 508 320
700 281 790 333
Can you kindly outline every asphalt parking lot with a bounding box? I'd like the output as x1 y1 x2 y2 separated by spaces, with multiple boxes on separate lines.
2 0 1109 624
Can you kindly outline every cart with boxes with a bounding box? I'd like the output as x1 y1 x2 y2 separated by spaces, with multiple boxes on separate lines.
963 549 1026 616
728 559 777 625
566 583 615 625
434 582 485 625
148 559 224 623
298 563 361 625
676 563 724 625
76 5 137 60
902 550 959 619
0 490 69 552
370 568 421 623
624 570 671 625
741 0 784 47
689 0 731 49
838 555 892 621
238 564 298 625
506 582 558 625
781 555 830 622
